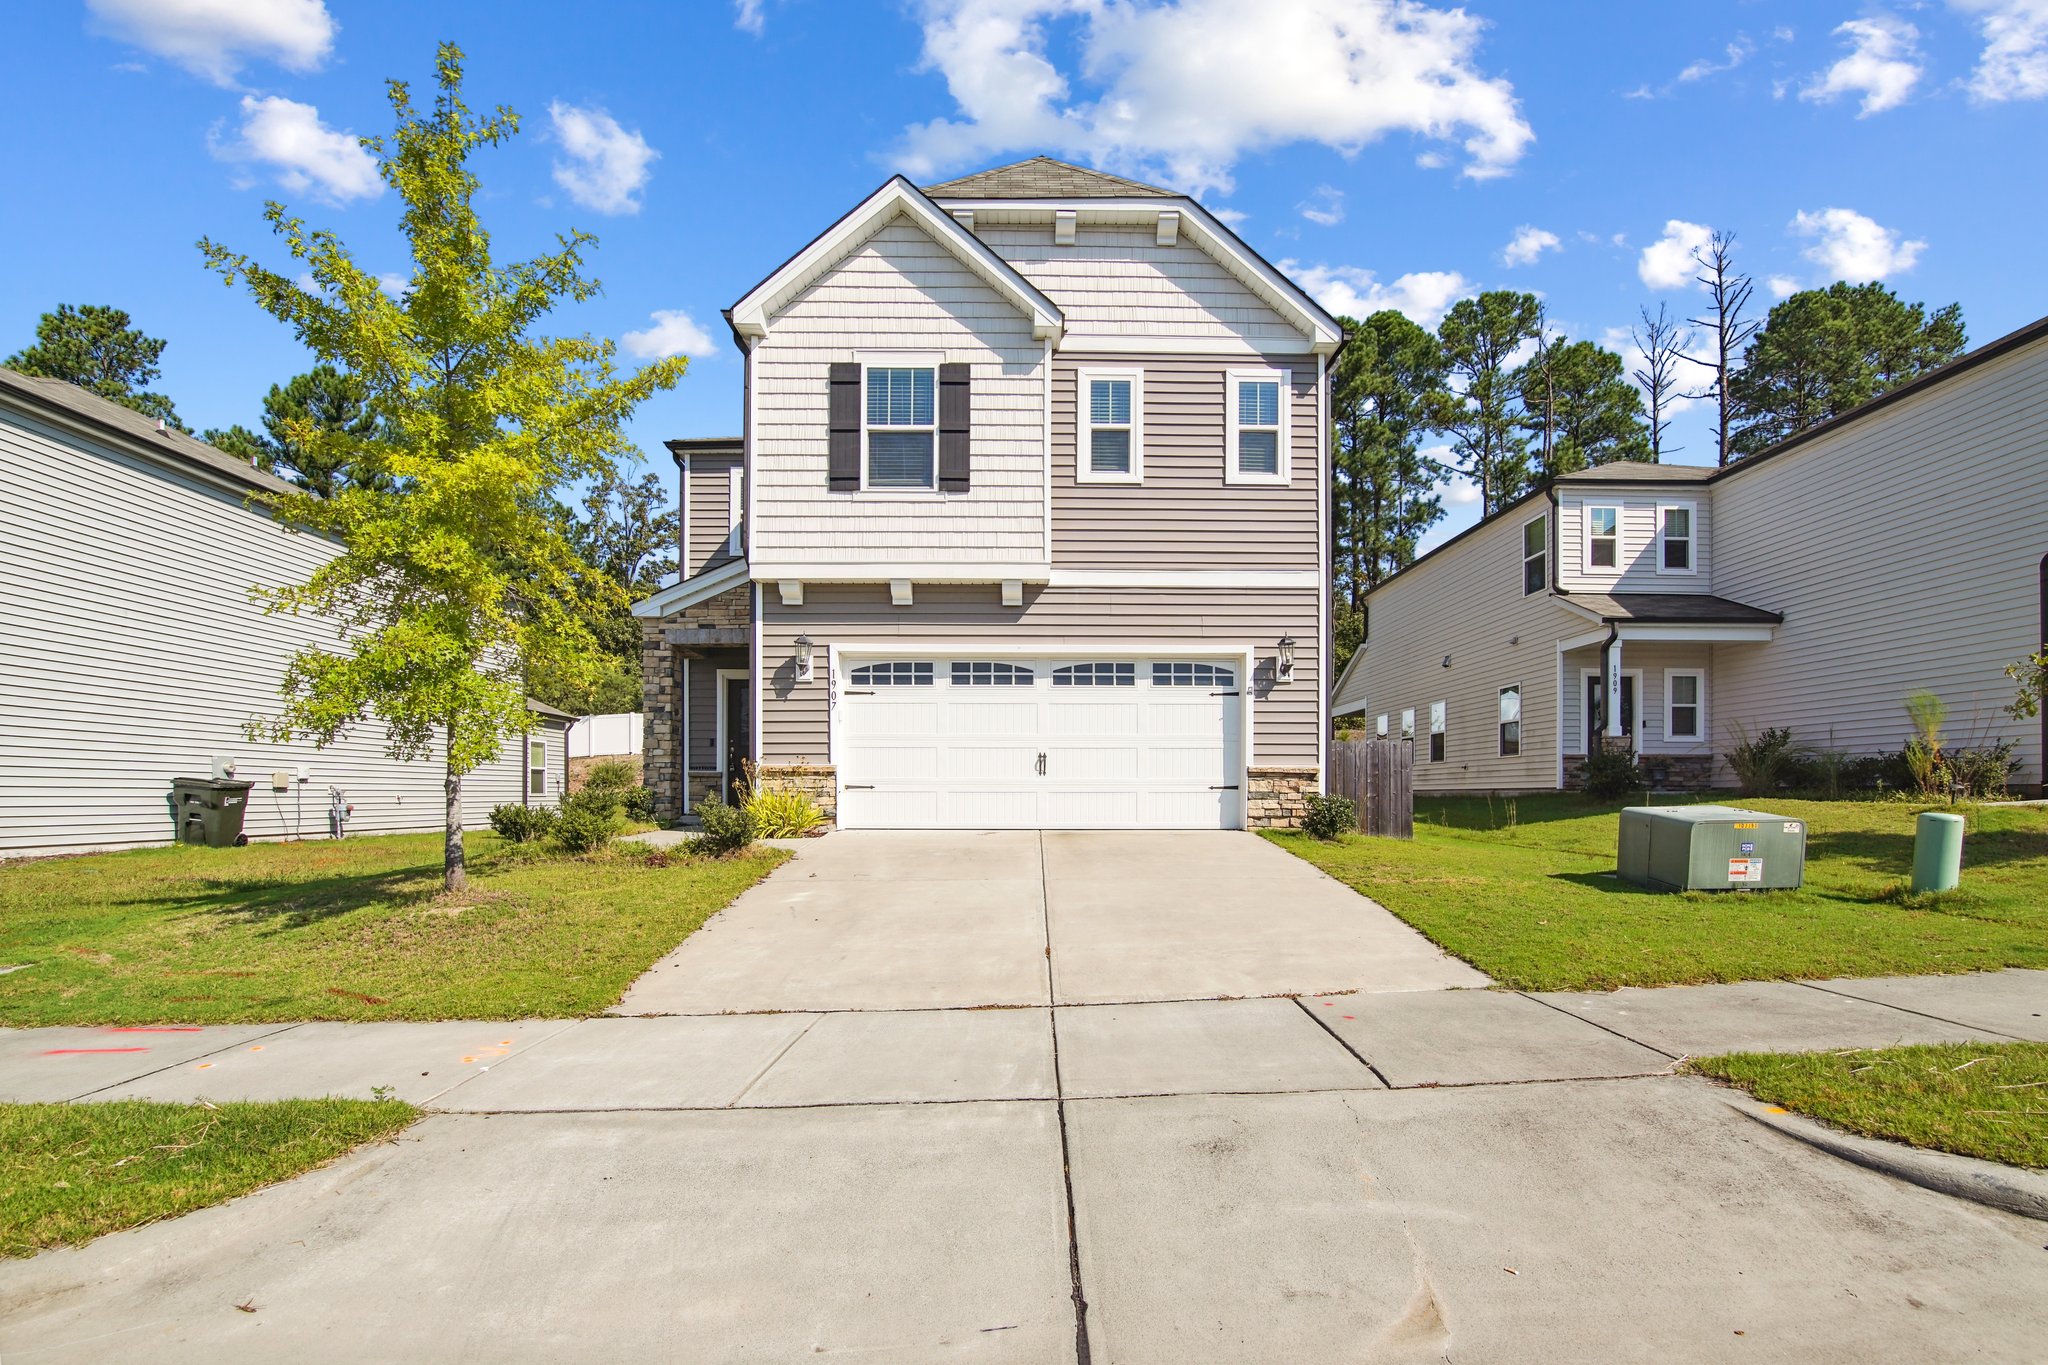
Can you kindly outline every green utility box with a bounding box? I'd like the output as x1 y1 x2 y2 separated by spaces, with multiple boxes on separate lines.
170 778 255 847
1617 805 1807 891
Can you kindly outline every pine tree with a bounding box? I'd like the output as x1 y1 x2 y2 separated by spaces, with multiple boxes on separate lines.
7 304 185 429
1434 291 1542 514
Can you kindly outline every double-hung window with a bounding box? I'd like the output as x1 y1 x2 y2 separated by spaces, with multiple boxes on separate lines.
1375 713 1389 738
1498 685 1521 757
1586 506 1619 570
1078 370 1142 482
1428 701 1446 763
1666 670 1705 742
1400 708 1415 742
1522 515 1548 595
864 364 937 490
1658 503 1695 574
1227 370 1289 483
527 740 548 796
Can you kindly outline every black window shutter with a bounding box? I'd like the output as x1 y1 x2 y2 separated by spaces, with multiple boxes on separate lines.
938 362 971 492
827 362 861 491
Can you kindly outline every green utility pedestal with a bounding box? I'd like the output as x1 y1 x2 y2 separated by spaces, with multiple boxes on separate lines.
1911 811 1965 894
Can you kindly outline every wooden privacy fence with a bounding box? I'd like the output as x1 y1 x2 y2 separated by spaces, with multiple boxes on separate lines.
1329 737 1414 839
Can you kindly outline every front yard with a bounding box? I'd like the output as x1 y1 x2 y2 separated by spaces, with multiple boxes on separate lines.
0 834 787 1026
1270 796 2048 991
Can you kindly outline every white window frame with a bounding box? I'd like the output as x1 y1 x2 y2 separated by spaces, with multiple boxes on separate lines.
1225 368 1291 485
1498 684 1522 758
1665 668 1707 743
859 352 943 495
1400 707 1415 741
1076 368 1144 485
527 739 548 796
1584 504 1620 572
1520 514 1548 596
724 467 744 556
1428 701 1446 763
1656 501 1697 576
1580 668 1645 753
1376 713 1389 738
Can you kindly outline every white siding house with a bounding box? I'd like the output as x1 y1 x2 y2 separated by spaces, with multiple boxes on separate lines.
0 369 570 857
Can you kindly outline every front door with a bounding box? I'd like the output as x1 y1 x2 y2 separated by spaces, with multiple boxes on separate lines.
722 675 751 802
1586 673 1637 751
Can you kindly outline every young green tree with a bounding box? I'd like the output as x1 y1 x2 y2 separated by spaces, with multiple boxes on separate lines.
1434 290 1542 514
1728 282 1966 456
202 364 384 496
530 469 681 716
1514 338 1651 479
7 304 186 429
199 45 687 890
1329 310 1447 613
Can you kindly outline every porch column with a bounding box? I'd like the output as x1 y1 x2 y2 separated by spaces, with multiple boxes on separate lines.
1603 636 1625 739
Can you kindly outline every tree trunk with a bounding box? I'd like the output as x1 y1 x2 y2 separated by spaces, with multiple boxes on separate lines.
444 720 466 893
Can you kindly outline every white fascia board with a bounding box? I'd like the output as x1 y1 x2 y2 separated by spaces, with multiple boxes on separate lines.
1556 628 1612 653
750 561 1053 584
728 178 1065 344
1329 645 1370 716
1617 623 1776 643
941 197 1343 354
631 557 750 617
1046 569 1318 589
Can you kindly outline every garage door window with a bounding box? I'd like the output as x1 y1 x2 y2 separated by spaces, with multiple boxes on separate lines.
849 661 934 686
1052 662 1135 687
951 661 1036 686
1152 662 1235 688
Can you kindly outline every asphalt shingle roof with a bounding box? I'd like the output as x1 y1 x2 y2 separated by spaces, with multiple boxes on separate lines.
923 156 1176 200
1553 463 1714 484
1556 591 1783 625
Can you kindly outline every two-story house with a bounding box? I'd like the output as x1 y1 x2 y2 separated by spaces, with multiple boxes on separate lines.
634 158 1343 829
1331 313 2048 794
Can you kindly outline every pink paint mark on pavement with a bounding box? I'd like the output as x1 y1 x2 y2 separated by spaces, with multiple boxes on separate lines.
44 1047 149 1055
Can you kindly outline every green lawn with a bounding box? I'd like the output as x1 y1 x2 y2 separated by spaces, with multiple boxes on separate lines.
0 834 788 1026
1269 796 2048 991
1693 1042 2048 1169
0 1098 419 1257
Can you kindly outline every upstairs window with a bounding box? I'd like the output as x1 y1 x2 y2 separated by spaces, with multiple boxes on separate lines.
1079 371 1142 482
1153 662 1235 688
1428 701 1446 763
951 661 1035 686
850 661 934 687
1659 504 1695 574
1052 662 1135 687
1498 685 1521 757
1227 371 1288 483
865 365 936 489
1522 516 1548 595
1586 506 1619 570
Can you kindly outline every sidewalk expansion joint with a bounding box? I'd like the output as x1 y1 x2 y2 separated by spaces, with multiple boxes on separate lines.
1511 991 1683 1061
1290 995 1394 1088
1042 833 1093 1365
1790 979 2027 1041
64 1021 307 1102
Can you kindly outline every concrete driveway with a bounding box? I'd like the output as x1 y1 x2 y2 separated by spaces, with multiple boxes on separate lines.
612 830 1486 1014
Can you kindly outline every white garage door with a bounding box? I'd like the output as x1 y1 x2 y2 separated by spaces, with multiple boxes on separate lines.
835 655 1244 830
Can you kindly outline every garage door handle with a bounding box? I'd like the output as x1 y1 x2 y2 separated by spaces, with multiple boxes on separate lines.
1214 691 1240 697
1210 784 1240 791
1035 753 1047 775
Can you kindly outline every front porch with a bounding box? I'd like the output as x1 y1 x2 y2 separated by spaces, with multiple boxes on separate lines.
638 565 754 824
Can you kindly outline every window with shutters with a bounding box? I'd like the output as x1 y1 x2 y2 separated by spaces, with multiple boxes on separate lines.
849 661 934 687
1077 369 1143 483
1226 369 1289 484
862 362 937 490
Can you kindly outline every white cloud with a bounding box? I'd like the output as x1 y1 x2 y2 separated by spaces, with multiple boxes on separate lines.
1791 207 1925 281
1441 471 1482 506
1637 219 1714 290
622 309 717 361
1211 207 1249 226
892 0 1534 195
86 0 334 86
1952 0 2048 101
1283 261 1474 327
1298 185 1344 226
1766 273 1802 299
1801 16 1923 116
1678 36 1756 83
214 95 381 203
734 0 767 35
548 102 658 215
1500 225 1560 267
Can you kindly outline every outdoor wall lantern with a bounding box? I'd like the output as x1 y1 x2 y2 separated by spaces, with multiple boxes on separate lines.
794 634 814 682
1277 635 1296 680
1442 655 1452 669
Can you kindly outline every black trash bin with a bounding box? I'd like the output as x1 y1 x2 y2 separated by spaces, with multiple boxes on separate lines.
169 778 255 847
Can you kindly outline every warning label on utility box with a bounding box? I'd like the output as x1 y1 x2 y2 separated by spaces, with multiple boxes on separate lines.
1728 857 1763 883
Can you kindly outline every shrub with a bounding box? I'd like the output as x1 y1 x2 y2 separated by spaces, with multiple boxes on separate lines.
745 786 824 838
582 758 640 792
1301 793 1356 841
1726 724 1806 796
1578 744 1643 800
553 788 624 854
620 784 655 821
1950 740 2018 799
488 803 559 844
1903 690 1949 798
692 797 755 855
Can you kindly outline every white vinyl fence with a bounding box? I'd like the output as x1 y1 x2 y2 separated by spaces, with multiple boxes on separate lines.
568 712 643 760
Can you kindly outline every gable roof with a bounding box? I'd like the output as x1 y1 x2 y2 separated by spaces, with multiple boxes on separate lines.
0 366 296 498
725 177 1064 347
924 156 1176 200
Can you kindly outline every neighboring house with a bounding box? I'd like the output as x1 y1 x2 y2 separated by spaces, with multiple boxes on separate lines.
1331 314 2048 795
635 158 1343 829
0 368 570 857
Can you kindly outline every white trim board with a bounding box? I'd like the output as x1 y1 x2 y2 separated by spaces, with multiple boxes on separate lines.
750 561 1052 584
632 556 751 618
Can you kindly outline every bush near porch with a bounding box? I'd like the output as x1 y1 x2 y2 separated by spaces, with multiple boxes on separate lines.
1268 796 2048 991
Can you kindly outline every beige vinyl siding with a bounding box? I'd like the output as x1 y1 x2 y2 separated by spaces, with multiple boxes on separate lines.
1555 489 1713 593
0 405 544 856
1051 354 1319 568
1348 509 1575 792
685 655 726 772
750 215 1045 567
685 446 744 578
1558 642 1715 757
1706 340 2046 782
977 224 1303 350
759 584 1319 768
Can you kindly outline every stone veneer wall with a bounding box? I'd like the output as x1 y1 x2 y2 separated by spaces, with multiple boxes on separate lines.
1562 752 1717 793
754 764 837 825
640 584 753 824
1246 766 1318 830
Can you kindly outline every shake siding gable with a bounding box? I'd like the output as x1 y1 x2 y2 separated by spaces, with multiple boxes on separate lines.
1555 490 1713 593
1051 354 1319 568
1706 341 2046 782
750 216 1045 567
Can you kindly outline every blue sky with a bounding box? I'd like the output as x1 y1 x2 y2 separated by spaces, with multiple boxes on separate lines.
6 1 2044 550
